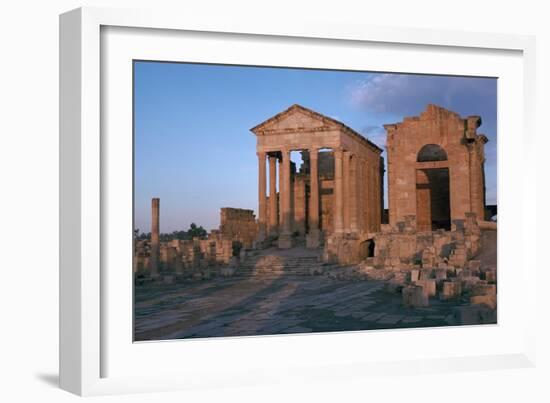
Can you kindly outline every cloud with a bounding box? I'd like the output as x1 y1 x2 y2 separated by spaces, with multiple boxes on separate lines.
360 125 386 149
349 73 497 121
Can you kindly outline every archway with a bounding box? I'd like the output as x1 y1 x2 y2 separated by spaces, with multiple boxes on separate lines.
417 144 448 162
416 144 450 231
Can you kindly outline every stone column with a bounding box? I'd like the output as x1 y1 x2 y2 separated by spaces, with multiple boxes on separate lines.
150 197 160 277
369 163 378 232
343 151 351 233
257 151 267 242
333 148 344 234
349 154 359 233
278 148 293 248
268 155 278 235
374 159 381 231
357 157 364 233
278 157 283 226
363 159 370 232
306 148 320 248
379 157 385 228
469 143 484 222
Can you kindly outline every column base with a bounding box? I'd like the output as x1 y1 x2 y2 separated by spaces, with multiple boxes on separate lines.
306 230 321 249
278 233 293 249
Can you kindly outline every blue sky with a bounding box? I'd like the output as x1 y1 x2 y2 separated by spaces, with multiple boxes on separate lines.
134 61 497 233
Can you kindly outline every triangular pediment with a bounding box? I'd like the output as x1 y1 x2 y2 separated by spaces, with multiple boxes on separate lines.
251 104 342 134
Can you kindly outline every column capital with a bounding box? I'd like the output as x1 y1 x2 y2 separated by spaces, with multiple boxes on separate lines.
309 147 320 156
256 151 267 158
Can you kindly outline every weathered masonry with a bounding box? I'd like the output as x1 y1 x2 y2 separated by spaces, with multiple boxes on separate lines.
251 104 384 251
384 104 488 231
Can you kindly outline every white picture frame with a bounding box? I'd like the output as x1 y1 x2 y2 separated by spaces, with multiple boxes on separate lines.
59 6 537 396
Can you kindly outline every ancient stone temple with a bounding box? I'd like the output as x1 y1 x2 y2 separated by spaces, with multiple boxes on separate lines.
251 104 384 253
384 104 488 231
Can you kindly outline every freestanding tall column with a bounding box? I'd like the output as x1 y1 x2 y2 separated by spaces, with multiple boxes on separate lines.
268 155 278 236
257 151 267 242
278 148 293 248
306 148 320 248
150 197 160 277
333 148 344 234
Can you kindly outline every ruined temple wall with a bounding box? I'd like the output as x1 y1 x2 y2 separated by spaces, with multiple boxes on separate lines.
219 207 258 248
385 105 482 227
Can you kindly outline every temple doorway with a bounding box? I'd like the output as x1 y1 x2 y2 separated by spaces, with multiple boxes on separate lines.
416 168 451 231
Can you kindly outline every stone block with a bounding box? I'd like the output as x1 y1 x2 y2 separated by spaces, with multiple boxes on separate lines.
385 278 405 294
472 283 497 297
461 276 481 292
452 305 497 325
439 280 462 300
468 260 481 272
419 268 433 280
410 269 420 282
434 268 447 280
470 295 497 309
415 279 436 297
402 285 429 307
220 266 236 277
452 219 465 231
484 270 497 283
459 268 472 279
278 234 293 249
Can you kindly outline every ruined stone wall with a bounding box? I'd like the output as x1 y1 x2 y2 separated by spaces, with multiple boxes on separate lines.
219 207 258 248
134 236 235 275
371 213 482 271
384 104 487 228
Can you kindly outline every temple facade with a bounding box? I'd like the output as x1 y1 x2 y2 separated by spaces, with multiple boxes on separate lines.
251 104 384 253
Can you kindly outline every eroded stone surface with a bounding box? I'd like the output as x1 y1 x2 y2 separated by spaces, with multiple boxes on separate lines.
135 275 481 341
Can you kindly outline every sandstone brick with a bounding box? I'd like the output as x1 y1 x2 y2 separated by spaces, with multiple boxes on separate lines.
434 268 447 280
452 305 496 325
415 279 436 297
472 283 496 297
403 285 429 307
440 280 462 300
470 295 496 309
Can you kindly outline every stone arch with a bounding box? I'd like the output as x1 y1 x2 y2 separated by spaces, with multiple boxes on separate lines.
417 144 448 162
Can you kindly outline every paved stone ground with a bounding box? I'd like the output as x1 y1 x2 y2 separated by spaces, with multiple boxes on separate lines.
134 275 467 341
